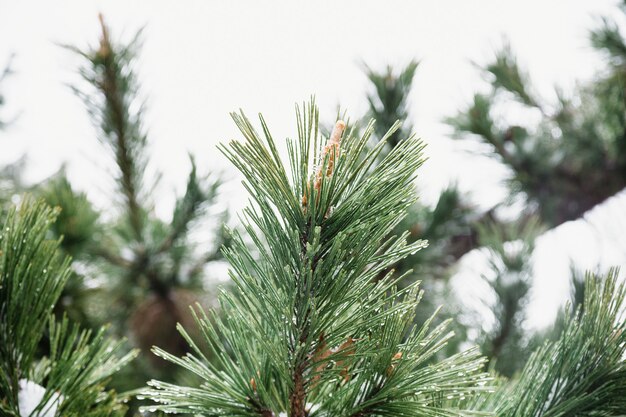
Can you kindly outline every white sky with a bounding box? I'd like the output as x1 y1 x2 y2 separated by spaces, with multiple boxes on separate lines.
1 0 625 329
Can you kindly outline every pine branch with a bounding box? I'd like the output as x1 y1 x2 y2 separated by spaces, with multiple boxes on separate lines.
157 156 219 255
44 316 137 416
142 100 490 416
37 172 100 257
0 197 136 416
69 16 223 295
363 61 418 152
448 13 626 227
591 17 626 67
470 268 626 416
69 14 148 242
483 44 542 110
62 19 226 413
476 217 541 376
0 198 70 393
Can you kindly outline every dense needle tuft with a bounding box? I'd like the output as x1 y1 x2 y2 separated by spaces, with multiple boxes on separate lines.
142 100 491 416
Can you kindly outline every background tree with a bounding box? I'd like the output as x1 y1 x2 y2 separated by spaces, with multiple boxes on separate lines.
448 39 626 226
56 15 227 397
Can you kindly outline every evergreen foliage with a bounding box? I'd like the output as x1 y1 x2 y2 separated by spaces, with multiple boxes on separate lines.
1 8 625 417
363 61 418 154
468 269 626 416
38 173 99 259
448 16 626 227
36 173 101 325
443 3 626 374
473 217 541 376
62 15 225 390
142 101 491 416
361 62 479 279
0 197 135 417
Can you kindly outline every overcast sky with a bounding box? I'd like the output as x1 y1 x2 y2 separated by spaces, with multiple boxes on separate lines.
1 0 625 328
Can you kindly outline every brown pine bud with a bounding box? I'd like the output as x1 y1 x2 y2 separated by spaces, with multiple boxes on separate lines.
97 13 111 59
301 182 310 207
314 120 345 192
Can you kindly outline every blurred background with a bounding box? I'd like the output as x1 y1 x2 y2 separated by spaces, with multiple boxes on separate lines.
1 0 626 413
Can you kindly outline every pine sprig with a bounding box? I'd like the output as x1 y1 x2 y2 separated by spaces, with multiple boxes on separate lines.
0 197 136 416
470 268 626 416
36 316 136 417
483 44 541 109
363 61 419 151
0 198 70 402
143 100 490 416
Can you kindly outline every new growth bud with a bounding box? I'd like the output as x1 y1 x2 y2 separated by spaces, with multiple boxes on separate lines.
97 13 111 59
314 120 346 192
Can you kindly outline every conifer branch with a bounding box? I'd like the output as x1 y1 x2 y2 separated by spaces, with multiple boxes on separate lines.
70 14 148 242
142 100 490 416
469 268 626 416
0 197 136 416
448 14 626 227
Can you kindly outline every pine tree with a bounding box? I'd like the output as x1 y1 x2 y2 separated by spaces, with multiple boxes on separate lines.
141 101 491 416
0 197 135 417
60 15 227 394
363 61 418 156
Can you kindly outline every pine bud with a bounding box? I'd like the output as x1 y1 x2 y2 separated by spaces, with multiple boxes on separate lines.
301 182 310 207
314 120 345 192
97 13 111 59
